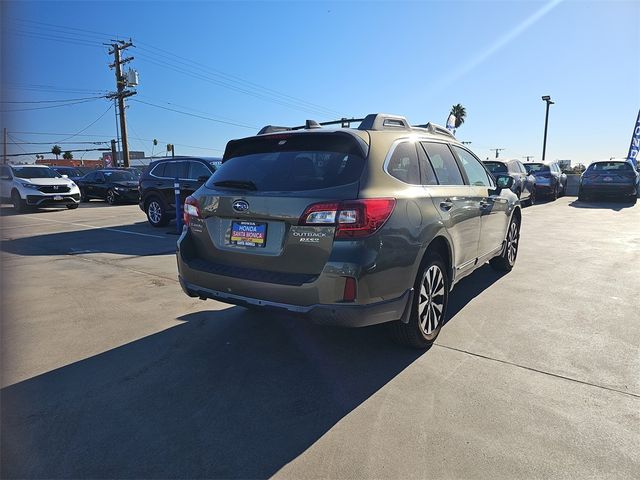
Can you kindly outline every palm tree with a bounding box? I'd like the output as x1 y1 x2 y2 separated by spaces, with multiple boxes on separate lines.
51 145 62 160
63 151 73 160
449 104 467 131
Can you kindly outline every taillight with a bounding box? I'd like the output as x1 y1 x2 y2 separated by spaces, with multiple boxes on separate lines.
183 196 200 225
300 198 396 239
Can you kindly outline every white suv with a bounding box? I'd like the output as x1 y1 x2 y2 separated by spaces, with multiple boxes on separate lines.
0 164 81 212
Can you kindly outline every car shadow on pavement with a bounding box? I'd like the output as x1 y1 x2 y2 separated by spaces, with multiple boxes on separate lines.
568 199 637 211
0 265 508 479
1 221 177 257
1 307 422 479
444 263 507 325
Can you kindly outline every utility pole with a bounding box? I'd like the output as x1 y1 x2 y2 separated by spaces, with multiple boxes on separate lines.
490 148 505 158
522 155 535 162
106 40 136 167
110 139 117 167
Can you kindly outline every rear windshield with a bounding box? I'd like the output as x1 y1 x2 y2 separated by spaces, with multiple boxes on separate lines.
483 162 507 174
526 163 549 173
210 133 366 192
587 162 633 172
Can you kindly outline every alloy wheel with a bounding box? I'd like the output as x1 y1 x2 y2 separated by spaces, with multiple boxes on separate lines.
106 190 116 205
506 220 519 265
418 265 446 335
148 201 162 225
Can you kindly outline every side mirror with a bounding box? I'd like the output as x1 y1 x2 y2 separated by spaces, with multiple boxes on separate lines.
495 174 514 191
0 175 12 181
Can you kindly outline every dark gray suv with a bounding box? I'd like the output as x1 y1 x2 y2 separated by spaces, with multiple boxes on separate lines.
177 114 521 348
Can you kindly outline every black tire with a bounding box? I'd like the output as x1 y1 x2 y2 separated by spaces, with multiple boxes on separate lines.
11 190 26 213
106 189 117 205
528 187 536 206
551 183 559 201
391 253 449 349
490 215 520 272
628 195 637 205
66 204 79 210
80 189 90 202
145 196 169 227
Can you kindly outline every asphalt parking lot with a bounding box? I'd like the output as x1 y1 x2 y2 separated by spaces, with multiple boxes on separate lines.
1 197 639 479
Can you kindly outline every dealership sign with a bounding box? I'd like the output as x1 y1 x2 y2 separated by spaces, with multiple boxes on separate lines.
627 109 640 168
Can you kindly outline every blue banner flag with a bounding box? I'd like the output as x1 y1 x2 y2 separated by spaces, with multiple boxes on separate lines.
626 109 640 168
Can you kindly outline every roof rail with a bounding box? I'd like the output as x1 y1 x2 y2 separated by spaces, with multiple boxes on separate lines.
413 122 456 139
357 113 410 131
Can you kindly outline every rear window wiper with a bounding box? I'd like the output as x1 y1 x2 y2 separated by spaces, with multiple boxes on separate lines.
212 180 257 191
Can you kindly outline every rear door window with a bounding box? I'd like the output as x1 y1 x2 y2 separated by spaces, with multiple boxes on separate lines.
162 161 186 179
387 142 421 185
211 133 365 192
421 142 465 186
416 143 438 185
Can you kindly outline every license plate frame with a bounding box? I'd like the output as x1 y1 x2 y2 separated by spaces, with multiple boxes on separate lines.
230 221 267 248
53 195 63 201
603 176 612 182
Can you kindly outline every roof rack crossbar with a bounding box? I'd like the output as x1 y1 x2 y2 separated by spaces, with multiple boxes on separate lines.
413 122 456 139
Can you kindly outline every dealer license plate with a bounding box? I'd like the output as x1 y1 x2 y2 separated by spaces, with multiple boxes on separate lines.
603 176 612 182
230 221 267 248
53 195 63 200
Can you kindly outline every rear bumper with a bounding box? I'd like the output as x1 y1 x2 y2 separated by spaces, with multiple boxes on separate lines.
581 184 637 196
179 276 412 327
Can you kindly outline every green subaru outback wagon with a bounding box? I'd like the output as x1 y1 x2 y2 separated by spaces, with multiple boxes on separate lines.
177 113 521 348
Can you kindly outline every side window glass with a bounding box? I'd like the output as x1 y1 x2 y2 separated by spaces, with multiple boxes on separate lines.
151 163 166 178
387 142 421 185
452 146 490 186
163 162 180 179
188 161 213 180
416 143 438 185
421 142 464 185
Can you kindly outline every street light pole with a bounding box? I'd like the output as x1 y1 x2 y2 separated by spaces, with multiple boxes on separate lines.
541 95 554 161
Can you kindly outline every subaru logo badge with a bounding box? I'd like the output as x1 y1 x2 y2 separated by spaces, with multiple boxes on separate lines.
232 200 249 213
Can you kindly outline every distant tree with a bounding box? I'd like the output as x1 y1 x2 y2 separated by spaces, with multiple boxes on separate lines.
51 145 62 160
449 104 467 129
63 151 73 160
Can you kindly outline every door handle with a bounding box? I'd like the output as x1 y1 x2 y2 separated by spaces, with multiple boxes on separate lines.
439 200 454 211
479 200 491 209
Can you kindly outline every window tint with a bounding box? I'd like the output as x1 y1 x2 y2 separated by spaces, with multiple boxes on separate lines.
421 142 464 185
453 146 490 186
588 162 633 171
484 161 507 174
210 133 365 192
151 162 165 177
161 161 183 179
416 143 438 185
387 142 421 184
188 161 213 180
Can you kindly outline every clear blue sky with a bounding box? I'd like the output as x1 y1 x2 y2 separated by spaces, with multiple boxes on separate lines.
2 0 639 164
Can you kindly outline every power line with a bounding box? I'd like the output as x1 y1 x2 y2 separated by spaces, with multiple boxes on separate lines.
1 98 104 112
132 99 258 129
55 103 115 143
0 95 105 104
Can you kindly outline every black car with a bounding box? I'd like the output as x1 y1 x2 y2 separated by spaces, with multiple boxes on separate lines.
524 161 567 200
138 156 222 226
77 169 140 204
578 161 639 203
52 166 85 183
483 159 536 206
